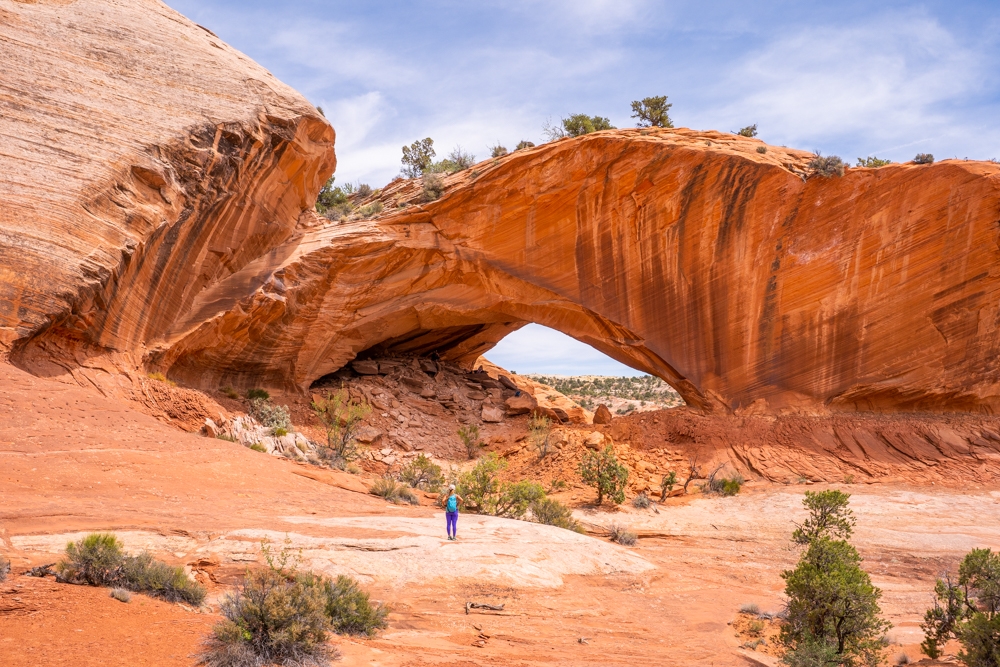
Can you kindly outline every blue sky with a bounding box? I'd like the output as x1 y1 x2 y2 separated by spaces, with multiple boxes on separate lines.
167 0 1000 377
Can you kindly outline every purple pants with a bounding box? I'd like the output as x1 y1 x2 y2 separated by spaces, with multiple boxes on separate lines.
446 511 458 537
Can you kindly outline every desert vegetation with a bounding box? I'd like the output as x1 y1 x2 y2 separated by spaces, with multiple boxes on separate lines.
458 423 485 459
857 156 892 167
736 124 758 137
780 491 890 667
0 554 9 581
527 414 552 459
399 453 444 492
914 153 935 164
578 445 629 505
528 374 683 412
920 547 1000 666
370 477 419 505
631 95 673 128
56 532 205 605
311 388 371 468
607 522 638 546
544 113 615 140
200 539 388 667
808 153 846 178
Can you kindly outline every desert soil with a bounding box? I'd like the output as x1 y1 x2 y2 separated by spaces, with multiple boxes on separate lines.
1 360 998 666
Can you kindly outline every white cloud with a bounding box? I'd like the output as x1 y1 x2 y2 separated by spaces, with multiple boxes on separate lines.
700 13 994 159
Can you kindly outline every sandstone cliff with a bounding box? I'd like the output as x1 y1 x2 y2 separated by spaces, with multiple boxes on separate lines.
4 1 1000 418
0 0 335 372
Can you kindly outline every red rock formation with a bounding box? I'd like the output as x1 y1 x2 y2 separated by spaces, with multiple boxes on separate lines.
4 2 1000 419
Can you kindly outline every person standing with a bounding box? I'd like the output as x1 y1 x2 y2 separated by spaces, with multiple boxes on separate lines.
444 484 463 541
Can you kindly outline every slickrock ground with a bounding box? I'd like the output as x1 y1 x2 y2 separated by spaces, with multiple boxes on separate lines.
2 359 999 667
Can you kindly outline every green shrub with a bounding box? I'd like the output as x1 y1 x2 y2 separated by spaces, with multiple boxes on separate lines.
357 201 383 219
792 490 855 545
748 619 766 637
756 146 768 154
420 173 445 202
0 554 10 582
248 398 291 431
58 533 125 586
808 154 846 178
632 492 651 509
148 371 176 386
217 434 237 442
58 533 205 606
659 471 677 501
399 454 443 491
578 445 629 505
856 156 892 168
246 388 270 401
914 153 935 165
781 492 889 667
457 454 505 513
494 480 546 519
315 176 349 213
708 471 744 496
311 389 371 467
221 386 240 399
458 424 484 459
630 96 673 128
355 183 373 199
110 587 131 603
301 573 389 637
608 523 637 546
249 443 268 453
527 414 552 459
529 497 583 532
549 113 615 139
371 477 403 501
201 569 334 667
489 144 508 158
515 140 535 151
921 548 1000 665
119 552 205 605
273 427 288 438
737 124 758 137
401 137 435 178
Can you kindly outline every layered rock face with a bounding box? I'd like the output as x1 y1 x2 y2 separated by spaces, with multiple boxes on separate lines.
152 131 1000 415
3 1 1000 418
0 0 335 370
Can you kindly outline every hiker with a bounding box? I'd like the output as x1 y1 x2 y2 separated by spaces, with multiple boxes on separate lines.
444 484 463 541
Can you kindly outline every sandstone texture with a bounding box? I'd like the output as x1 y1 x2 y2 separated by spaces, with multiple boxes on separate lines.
0 0 334 371
4 1 1000 421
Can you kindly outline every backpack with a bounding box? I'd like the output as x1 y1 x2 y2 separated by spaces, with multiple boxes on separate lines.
446 495 458 512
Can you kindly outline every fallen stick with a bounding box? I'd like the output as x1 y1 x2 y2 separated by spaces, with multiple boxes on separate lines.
466 601 505 614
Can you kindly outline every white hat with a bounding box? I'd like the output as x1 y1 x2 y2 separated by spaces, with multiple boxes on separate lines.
449 484 455 490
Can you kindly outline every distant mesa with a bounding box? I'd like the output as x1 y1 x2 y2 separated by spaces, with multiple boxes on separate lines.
3 0 1000 417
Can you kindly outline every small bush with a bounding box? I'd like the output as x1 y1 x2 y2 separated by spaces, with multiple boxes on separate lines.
608 523 637 546
147 371 176 386
808 153 846 178
489 144 508 158
58 533 125 586
246 388 270 401
515 140 535 151
857 156 892 168
578 445 629 505
631 96 673 128
747 619 766 637
303 573 389 637
494 480 546 520
0 554 10 582
529 497 584 532
201 569 334 667
58 533 205 606
357 201 383 219
311 389 371 467
217 434 237 442
446 147 475 171
399 454 443 491
709 472 744 496
737 124 758 137
458 424 484 460
401 137 435 178
896 653 911 665
914 153 935 165
355 183 373 199
756 146 767 154
272 427 288 438
371 477 404 502
527 414 552 459
421 173 445 202
249 399 292 431
740 602 761 615
221 386 240 399
250 443 268 453
557 113 615 138
110 587 131 603
659 471 677 501
632 492 651 509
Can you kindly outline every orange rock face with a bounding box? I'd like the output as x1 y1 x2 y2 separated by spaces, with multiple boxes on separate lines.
4 2 1000 418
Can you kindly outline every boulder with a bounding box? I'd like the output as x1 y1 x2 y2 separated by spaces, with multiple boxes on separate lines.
351 360 380 375
552 407 570 423
401 376 424 392
482 405 505 423
498 375 519 391
593 404 613 424
467 390 487 401
419 358 439 375
531 406 560 422
355 426 382 445
504 394 537 415
585 432 606 450
203 418 220 438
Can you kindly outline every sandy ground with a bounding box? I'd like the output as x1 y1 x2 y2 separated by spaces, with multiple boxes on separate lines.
2 361 998 666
